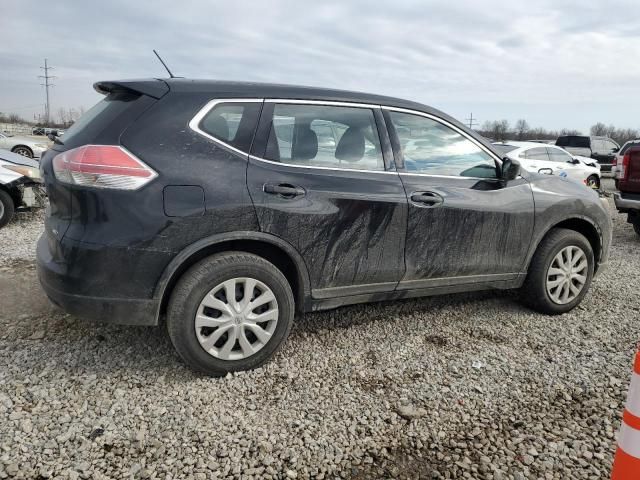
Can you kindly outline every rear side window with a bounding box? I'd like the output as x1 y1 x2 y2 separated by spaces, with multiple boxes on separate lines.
523 147 549 161
198 102 262 153
264 104 384 171
621 141 640 154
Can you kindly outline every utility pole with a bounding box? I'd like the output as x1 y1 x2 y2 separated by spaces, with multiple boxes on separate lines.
38 59 56 125
465 112 478 130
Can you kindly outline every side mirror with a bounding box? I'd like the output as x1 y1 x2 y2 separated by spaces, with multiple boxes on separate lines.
569 158 580 164
501 158 520 182
612 146 620 153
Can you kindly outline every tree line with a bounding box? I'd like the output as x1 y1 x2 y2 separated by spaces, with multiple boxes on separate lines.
478 119 639 145
0 106 86 129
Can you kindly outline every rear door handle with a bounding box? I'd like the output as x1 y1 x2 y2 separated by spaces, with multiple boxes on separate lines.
263 183 305 198
410 191 443 207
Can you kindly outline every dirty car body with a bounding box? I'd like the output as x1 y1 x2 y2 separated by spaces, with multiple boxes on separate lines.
36 79 611 374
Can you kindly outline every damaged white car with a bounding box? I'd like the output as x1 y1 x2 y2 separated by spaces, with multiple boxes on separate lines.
0 150 46 228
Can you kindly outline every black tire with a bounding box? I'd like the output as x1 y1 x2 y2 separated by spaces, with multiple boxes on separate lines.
0 189 15 229
633 219 640 237
167 252 294 376
586 175 600 190
11 145 33 158
520 228 594 314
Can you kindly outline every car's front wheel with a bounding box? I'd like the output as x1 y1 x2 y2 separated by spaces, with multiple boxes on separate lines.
520 228 594 314
11 146 33 158
167 252 295 376
586 174 600 189
0 189 15 229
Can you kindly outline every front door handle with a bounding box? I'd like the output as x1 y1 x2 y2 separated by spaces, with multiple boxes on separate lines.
263 183 305 198
410 191 443 207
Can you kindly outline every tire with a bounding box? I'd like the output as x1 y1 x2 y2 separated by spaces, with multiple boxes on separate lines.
167 252 295 376
520 228 594 315
11 146 33 158
586 175 600 190
0 189 15 229
633 219 640 237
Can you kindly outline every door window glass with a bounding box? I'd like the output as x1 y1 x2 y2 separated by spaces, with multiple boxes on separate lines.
546 147 573 163
265 104 384 171
524 147 550 161
388 111 497 178
199 102 262 152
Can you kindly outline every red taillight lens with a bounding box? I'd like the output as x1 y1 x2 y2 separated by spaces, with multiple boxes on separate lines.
620 153 630 180
52 145 157 190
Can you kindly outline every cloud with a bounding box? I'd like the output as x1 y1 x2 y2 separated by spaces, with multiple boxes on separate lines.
1 0 639 131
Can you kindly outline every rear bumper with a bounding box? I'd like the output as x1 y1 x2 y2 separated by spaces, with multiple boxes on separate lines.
614 192 640 212
36 233 166 325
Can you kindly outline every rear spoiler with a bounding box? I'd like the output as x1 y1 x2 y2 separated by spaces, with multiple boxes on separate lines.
93 79 169 99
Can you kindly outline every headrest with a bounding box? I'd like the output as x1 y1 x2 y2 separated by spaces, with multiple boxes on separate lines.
335 127 365 161
292 125 318 161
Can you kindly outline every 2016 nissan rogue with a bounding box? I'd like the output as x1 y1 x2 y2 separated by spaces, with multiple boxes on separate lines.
37 79 612 375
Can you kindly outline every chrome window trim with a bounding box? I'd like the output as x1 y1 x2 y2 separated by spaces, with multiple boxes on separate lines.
188 98 504 178
188 98 264 158
382 106 503 165
248 154 398 175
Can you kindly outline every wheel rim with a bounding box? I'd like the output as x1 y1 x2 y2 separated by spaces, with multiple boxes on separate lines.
587 176 599 189
195 277 278 361
14 147 32 158
546 246 588 305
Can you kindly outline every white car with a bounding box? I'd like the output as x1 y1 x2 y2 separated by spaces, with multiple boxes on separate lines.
0 133 50 158
493 141 601 189
0 149 45 228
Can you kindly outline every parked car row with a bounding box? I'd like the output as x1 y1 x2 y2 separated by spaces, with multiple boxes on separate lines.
35 78 612 376
493 141 601 189
555 135 619 172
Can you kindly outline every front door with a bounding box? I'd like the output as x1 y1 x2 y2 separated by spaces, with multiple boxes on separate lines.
384 108 535 289
247 101 407 298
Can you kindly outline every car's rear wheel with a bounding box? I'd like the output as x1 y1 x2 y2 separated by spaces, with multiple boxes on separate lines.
520 228 594 314
0 189 15 229
11 146 33 158
167 252 294 376
633 218 640 237
586 175 600 189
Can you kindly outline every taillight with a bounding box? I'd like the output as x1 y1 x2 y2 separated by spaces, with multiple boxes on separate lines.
620 153 630 180
52 145 157 190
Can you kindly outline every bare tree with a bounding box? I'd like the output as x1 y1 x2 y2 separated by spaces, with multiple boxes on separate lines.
590 123 608 136
515 119 529 140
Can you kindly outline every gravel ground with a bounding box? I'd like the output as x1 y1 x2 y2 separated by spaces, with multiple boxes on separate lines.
1 179 639 479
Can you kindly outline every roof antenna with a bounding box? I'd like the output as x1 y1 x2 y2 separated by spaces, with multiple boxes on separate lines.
153 49 176 78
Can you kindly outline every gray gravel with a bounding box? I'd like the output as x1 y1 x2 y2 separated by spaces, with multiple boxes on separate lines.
1 179 639 479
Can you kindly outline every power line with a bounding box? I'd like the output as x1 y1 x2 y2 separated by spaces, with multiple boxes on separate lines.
465 112 478 130
38 59 56 125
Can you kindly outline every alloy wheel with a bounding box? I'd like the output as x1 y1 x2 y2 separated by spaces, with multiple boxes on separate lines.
194 277 279 361
546 246 588 304
13 147 33 158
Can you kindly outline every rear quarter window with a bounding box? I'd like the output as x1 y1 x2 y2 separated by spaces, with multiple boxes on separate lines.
197 102 262 153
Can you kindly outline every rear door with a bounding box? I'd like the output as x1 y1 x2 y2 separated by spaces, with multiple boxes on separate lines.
384 108 534 288
247 100 407 298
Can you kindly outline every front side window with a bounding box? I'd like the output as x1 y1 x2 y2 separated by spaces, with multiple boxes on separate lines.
389 111 496 178
264 104 384 171
199 102 261 152
547 147 572 163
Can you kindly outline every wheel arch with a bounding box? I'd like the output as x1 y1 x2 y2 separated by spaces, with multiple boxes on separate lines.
154 231 312 322
11 144 33 156
531 216 602 272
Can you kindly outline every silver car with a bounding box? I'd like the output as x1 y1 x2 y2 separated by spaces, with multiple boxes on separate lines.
0 132 50 158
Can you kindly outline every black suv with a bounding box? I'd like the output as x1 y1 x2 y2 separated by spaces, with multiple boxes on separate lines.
555 135 619 172
37 79 612 375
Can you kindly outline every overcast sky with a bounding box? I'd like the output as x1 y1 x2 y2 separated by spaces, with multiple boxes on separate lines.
1 0 639 132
